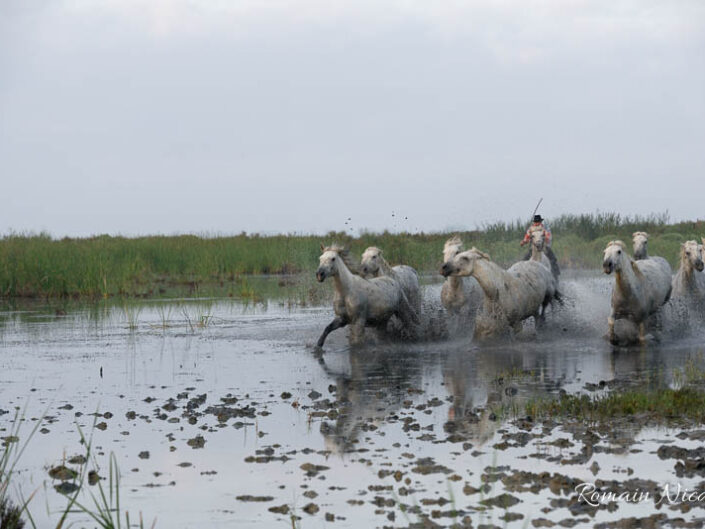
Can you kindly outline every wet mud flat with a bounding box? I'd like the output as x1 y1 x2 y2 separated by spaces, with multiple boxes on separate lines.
2 276 705 528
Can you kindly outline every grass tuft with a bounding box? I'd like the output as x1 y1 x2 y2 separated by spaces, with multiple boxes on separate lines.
526 387 705 423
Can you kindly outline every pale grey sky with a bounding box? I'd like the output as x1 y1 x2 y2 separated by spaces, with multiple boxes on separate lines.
1 0 704 236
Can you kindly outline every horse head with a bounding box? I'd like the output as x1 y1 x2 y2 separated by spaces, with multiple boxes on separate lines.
529 226 546 252
317 244 347 282
632 232 649 260
443 236 464 264
681 240 704 272
360 247 382 278
441 248 483 278
603 240 628 274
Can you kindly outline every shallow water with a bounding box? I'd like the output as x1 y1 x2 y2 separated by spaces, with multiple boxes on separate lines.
2 273 705 528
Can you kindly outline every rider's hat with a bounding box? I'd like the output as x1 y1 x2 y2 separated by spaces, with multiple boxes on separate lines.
533 214 543 223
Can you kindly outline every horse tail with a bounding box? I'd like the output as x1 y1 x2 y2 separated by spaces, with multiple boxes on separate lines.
399 290 420 325
554 289 566 306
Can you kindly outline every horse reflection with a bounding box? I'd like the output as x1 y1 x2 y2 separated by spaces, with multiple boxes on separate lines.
316 345 422 454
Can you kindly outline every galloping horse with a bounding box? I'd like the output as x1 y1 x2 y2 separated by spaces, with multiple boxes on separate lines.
439 237 483 326
602 240 672 345
316 245 419 347
359 246 421 315
672 240 705 301
441 247 556 338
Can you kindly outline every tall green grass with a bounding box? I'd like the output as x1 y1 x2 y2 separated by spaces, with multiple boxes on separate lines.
1 212 703 299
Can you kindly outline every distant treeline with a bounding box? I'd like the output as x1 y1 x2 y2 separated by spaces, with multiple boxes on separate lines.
1 212 704 299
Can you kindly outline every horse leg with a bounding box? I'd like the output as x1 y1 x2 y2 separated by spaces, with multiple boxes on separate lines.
317 316 348 347
554 289 565 306
534 311 544 332
512 320 523 336
461 307 476 337
349 319 366 346
374 318 392 341
607 312 616 344
638 322 647 345
541 297 551 320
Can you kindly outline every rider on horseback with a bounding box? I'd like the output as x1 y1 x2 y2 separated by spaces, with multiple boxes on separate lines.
520 215 552 248
521 214 560 278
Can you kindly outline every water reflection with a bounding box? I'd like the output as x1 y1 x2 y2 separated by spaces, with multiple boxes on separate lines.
316 345 424 453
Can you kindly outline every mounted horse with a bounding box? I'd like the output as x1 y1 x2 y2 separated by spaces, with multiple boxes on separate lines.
528 226 560 281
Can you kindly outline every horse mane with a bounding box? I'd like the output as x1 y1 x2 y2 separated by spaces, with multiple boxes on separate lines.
681 240 699 262
323 244 359 273
632 231 649 239
605 240 640 274
630 260 644 278
444 235 463 249
468 247 491 261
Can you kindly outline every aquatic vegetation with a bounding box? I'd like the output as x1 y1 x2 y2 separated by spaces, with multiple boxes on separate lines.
1 407 154 529
672 352 705 387
0 496 25 529
526 387 705 423
0 212 697 299
1 407 45 529
51 421 155 529
122 302 142 331
180 302 214 332
58 453 155 529
153 304 173 330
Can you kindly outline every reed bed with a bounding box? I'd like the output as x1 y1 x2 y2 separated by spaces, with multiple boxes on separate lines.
1 212 703 299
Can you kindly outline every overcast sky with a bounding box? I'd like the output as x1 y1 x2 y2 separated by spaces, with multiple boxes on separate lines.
1 0 704 236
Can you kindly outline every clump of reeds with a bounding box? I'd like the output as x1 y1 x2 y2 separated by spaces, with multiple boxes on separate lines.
525 386 705 423
0 211 700 300
1 407 154 529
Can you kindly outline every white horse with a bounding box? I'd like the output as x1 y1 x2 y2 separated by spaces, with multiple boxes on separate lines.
359 246 421 315
528 226 561 280
602 240 672 345
632 232 649 260
671 240 705 300
439 237 483 325
529 228 563 306
440 247 556 338
316 245 419 347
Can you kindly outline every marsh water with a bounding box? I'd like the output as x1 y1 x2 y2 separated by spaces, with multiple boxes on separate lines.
2 272 705 528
